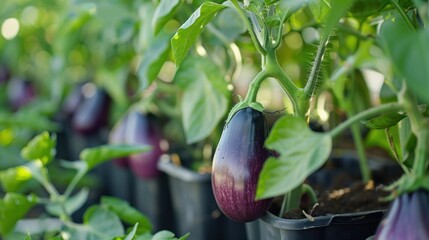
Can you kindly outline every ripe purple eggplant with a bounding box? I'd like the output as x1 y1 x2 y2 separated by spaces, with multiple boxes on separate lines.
72 84 110 135
212 107 272 222
375 190 429 240
7 77 36 111
108 115 129 167
125 111 164 179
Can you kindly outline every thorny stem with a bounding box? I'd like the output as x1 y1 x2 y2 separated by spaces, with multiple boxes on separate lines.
350 122 371 182
329 103 404 138
303 37 329 100
230 0 266 55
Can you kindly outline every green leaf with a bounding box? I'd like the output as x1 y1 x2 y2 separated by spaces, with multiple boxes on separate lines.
21 132 56 165
362 112 406 129
138 33 172 90
212 8 246 43
46 188 89 217
174 56 229 143
14 218 63 235
320 0 357 41
80 144 151 170
81 206 124 239
96 67 129 108
256 116 332 199
277 0 316 22
124 223 138 240
152 0 182 35
151 230 189 240
171 2 227 66
0 166 33 192
380 19 429 103
0 193 36 235
101 197 152 234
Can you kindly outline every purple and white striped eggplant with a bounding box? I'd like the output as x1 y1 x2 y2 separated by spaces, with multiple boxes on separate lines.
125 111 164 179
375 190 429 240
212 107 272 222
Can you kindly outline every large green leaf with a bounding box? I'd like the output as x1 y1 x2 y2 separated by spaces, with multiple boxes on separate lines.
0 166 33 192
46 188 89 217
80 144 151 170
76 206 124 239
362 112 406 129
0 193 36 235
171 2 227 66
319 0 357 40
21 132 56 165
256 116 332 199
276 0 316 22
101 197 152 234
174 56 229 143
137 33 172 90
380 19 429 103
152 0 182 35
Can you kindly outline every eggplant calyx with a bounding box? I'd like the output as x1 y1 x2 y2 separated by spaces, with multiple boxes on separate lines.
225 101 264 124
383 174 429 200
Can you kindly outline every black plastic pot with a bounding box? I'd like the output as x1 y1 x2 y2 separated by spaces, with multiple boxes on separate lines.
158 157 246 240
259 210 384 240
133 171 175 232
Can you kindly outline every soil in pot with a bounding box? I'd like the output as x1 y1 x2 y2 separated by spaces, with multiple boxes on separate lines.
280 181 390 219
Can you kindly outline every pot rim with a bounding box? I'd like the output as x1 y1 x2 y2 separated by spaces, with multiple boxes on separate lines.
260 209 385 230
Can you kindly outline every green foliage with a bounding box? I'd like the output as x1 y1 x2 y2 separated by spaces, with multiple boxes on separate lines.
21 131 56 165
362 112 407 129
174 56 229 144
0 193 36 235
171 2 227 66
257 116 332 199
80 144 151 170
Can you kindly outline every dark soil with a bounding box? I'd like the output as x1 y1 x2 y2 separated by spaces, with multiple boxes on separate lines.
276 181 390 219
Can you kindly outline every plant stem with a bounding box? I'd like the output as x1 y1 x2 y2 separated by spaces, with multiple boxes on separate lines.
264 51 301 115
63 168 87 198
303 37 329 100
389 0 417 31
350 122 371 182
244 70 269 103
279 185 302 217
385 128 411 174
302 184 318 205
329 103 404 138
400 87 428 177
230 0 266 55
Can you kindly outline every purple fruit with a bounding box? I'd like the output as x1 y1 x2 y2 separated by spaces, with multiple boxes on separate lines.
108 115 129 167
375 190 429 240
212 107 272 222
125 111 164 179
0 65 10 85
7 77 36 111
62 83 85 117
72 83 110 134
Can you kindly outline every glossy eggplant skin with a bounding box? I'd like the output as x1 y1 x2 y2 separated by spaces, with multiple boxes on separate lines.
375 190 429 240
126 111 164 179
72 87 110 135
212 107 272 223
108 115 129 167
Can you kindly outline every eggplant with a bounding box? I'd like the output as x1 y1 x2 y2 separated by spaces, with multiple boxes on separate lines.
62 82 85 117
7 77 36 111
212 107 272 222
375 190 429 240
125 111 164 179
0 65 10 85
108 115 129 167
72 84 110 134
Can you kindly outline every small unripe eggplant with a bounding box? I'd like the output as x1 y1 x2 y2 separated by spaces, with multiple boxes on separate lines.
212 107 272 222
72 83 110 135
125 111 164 179
375 190 429 240
7 77 36 111
108 115 129 167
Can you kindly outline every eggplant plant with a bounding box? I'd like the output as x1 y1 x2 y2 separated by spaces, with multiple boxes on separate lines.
168 0 429 234
0 132 188 240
